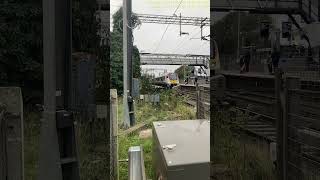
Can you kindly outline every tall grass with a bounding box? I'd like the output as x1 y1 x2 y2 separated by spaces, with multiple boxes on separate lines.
118 90 196 180
211 109 276 180
24 111 41 180
76 118 110 180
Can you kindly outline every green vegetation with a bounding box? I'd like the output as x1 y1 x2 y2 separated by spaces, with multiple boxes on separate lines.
175 65 194 81
0 0 110 102
0 1 43 101
76 119 110 180
140 75 156 94
211 110 276 180
24 97 276 180
118 90 196 180
24 111 41 180
111 7 141 94
24 111 110 180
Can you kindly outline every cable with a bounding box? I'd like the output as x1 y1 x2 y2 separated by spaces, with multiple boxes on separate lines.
153 0 184 53
174 26 207 53
173 26 200 51
171 26 200 53
173 0 184 15
153 24 170 53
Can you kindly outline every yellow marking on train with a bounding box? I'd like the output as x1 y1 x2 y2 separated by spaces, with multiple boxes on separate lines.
170 80 178 84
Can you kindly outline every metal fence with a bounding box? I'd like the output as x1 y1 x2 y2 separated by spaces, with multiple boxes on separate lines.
178 84 198 102
198 85 210 119
211 72 277 180
285 77 320 180
210 68 320 179
71 52 96 121
220 52 320 80
177 84 210 119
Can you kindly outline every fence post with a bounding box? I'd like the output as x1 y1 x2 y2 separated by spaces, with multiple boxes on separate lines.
196 83 200 119
110 89 118 180
128 146 146 180
275 68 284 180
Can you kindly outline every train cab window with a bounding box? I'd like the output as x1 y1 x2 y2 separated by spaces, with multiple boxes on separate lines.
169 73 177 80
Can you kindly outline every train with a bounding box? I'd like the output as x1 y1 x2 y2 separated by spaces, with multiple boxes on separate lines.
153 72 179 88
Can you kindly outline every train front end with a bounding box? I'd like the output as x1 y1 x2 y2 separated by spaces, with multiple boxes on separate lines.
168 73 179 87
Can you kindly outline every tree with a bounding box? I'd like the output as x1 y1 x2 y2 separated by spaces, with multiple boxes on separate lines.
0 0 109 104
175 65 193 81
72 0 110 102
110 7 141 94
0 1 43 103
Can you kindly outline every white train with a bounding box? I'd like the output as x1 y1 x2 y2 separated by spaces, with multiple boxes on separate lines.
153 72 179 88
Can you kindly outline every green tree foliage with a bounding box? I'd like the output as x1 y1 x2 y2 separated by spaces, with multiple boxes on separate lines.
0 0 109 103
111 7 141 94
140 75 155 94
174 65 193 81
0 1 43 102
73 0 99 53
72 0 110 102
213 12 271 56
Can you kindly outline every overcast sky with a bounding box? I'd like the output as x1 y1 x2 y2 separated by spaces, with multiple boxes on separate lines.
110 0 210 76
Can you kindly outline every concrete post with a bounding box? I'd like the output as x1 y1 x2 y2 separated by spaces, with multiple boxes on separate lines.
110 89 119 180
0 87 24 180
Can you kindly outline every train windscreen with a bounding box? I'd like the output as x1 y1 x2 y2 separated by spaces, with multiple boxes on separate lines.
168 73 178 80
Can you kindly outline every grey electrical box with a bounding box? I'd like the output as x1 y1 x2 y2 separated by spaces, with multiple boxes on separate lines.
133 78 140 98
71 52 96 120
152 120 210 180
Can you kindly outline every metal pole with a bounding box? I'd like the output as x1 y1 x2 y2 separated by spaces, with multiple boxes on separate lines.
180 13 182 36
275 68 283 180
183 65 186 82
128 146 146 180
201 25 203 40
318 0 320 21
123 0 135 127
123 0 130 128
127 0 135 126
196 83 200 118
237 11 240 59
38 0 62 179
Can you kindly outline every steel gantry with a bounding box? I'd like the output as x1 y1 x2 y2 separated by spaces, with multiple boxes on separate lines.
135 13 210 26
211 0 320 23
140 53 210 68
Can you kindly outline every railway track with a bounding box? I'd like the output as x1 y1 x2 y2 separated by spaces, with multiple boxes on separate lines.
179 80 277 143
178 72 320 145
